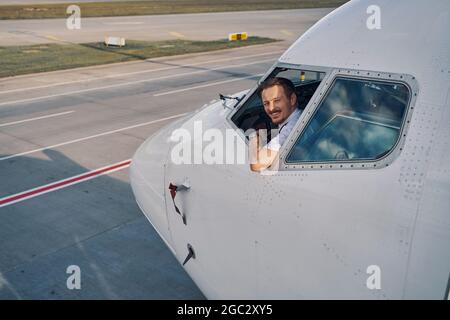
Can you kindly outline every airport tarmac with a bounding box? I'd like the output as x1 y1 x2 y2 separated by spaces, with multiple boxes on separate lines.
0 3 336 298
0 8 334 46
0 41 291 299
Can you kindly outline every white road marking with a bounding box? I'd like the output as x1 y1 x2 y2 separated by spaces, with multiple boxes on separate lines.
0 58 275 107
0 113 188 161
154 73 263 96
0 51 283 95
0 110 74 128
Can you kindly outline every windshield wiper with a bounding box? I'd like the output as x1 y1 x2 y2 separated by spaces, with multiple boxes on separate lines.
219 93 245 109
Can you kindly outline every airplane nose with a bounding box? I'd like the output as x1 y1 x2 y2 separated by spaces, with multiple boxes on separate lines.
130 120 184 253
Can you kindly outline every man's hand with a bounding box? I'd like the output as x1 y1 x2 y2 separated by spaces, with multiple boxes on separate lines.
249 130 278 172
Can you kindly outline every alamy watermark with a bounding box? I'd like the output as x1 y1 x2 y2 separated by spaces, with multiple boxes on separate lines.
66 5 81 30
169 121 278 168
66 265 81 290
366 265 382 290
366 5 381 30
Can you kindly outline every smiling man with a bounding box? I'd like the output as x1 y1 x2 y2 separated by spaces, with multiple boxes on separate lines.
249 77 302 172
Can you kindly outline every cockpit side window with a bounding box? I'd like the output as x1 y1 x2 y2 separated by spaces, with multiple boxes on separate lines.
230 67 325 140
285 77 411 164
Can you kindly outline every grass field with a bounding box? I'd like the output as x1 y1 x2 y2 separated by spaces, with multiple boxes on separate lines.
0 0 347 20
0 36 278 78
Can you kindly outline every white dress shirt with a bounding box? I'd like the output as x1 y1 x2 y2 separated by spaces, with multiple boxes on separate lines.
266 108 302 152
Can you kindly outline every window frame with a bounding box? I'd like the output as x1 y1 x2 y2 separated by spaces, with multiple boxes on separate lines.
278 68 419 171
226 62 333 145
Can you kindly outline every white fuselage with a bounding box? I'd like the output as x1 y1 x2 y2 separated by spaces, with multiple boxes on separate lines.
130 0 450 299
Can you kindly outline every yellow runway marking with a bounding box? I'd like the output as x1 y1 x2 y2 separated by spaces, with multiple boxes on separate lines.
45 35 62 41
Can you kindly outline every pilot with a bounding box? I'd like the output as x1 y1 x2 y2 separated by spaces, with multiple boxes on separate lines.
249 77 302 172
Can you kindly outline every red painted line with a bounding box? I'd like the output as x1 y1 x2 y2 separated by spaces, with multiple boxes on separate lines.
0 159 131 207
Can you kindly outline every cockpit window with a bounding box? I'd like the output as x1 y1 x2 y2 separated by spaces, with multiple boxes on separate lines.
286 77 411 163
231 67 325 138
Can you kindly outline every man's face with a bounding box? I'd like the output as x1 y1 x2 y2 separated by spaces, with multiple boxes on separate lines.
262 85 297 125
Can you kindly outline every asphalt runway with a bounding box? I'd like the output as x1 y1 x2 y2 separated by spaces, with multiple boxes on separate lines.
0 4 334 298
0 8 334 46
0 41 291 299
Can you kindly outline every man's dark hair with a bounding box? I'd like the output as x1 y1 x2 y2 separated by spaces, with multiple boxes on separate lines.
257 77 296 99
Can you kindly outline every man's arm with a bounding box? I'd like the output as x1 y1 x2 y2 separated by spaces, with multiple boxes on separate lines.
249 132 279 172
